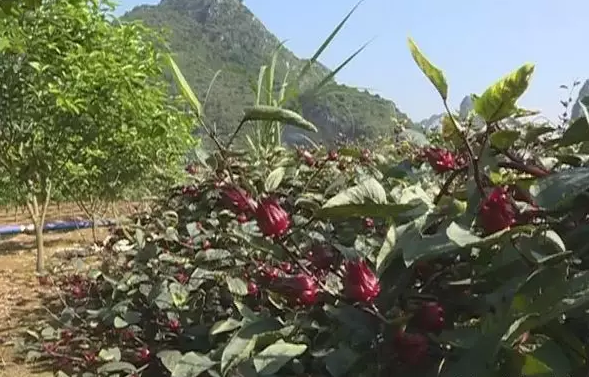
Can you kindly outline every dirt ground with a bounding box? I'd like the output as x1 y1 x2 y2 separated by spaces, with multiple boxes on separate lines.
0 202 147 377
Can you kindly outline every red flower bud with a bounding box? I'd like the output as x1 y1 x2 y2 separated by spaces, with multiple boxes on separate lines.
364 217 375 229
479 186 516 234
138 347 151 363
307 244 336 270
83 351 97 364
259 265 281 282
422 147 457 173
300 150 316 167
247 281 259 296
185 164 197 175
277 274 318 306
168 319 181 332
71 284 85 299
416 302 445 333
344 260 380 303
394 331 428 365
222 186 257 214
279 262 293 273
255 198 291 238
60 329 73 341
237 213 248 223
360 148 372 164
175 272 189 285
327 150 339 161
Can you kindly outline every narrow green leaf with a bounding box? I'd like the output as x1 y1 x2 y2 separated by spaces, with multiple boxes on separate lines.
376 225 397 273
242 105 318 133
407 37 448 100
166 54 202 119
474 63 535 123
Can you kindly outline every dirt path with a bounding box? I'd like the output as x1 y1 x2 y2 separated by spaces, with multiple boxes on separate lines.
0 227 112 377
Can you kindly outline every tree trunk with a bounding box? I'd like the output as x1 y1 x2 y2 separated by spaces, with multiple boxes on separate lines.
34 219 45 273
91 212 98 245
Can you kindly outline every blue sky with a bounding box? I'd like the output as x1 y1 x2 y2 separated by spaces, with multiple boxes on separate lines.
114 0 587 123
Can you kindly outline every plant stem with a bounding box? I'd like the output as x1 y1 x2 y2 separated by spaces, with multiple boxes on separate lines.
226 119 247 151
434 166 468 205
443 101 485 196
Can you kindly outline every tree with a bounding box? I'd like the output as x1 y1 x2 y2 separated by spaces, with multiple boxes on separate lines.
0 0 196 272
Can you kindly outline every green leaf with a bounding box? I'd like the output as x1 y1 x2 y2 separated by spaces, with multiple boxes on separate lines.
322 177 386 206
524 126 554 144
221 318 282 376
242 106 318 133
407 37 448 100
171 352 217 377
158 350 183 373
559 116 589 147
490 129 520 150
253 339 307 375
166 54 202 119
376 225 397 272
210 318 243 336
98 347 121 362
474 63 535 123
226 276 249 296
96 361 137 374
529 167 589 210
265 167 286 192
325 345 359 377
515 340 571 377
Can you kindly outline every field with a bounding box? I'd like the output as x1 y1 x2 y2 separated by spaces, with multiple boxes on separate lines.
0 201 150 377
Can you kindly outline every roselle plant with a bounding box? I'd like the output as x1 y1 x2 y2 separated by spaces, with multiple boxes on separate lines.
16 37 589 377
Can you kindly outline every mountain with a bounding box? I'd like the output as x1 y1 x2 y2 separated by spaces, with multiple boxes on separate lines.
415 95 475 130
121 0 412 144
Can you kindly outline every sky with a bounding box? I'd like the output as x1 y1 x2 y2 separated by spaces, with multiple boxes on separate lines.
114 0 588 123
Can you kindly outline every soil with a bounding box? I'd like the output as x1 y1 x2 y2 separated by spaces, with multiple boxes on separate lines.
0 201 148 377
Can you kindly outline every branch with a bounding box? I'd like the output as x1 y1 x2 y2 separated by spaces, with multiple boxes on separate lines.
434 166 468 205
497 161 550 178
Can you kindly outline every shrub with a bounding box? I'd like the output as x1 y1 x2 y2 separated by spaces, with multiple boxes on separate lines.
16 38 589 377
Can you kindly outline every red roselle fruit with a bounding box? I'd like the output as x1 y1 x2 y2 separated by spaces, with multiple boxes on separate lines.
71 284 86 299
416 302 445 333
202 239 212 250
237 213 248 223
276 274 319 306
327 150 339 161
83 351 97 364
175 272 189 285
479 186 516 234
421 147 457 174
394 330 428 366
168 319 181 332
279 262 293 273
344 260 380 303
364 217 375 229
247 281 259 296
185 164 197 175
222 186 257 214
255 197 291 238
138 347 151 363
360 148 371 163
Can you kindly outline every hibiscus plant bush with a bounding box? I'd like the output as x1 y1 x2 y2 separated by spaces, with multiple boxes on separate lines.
15 38 589 377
